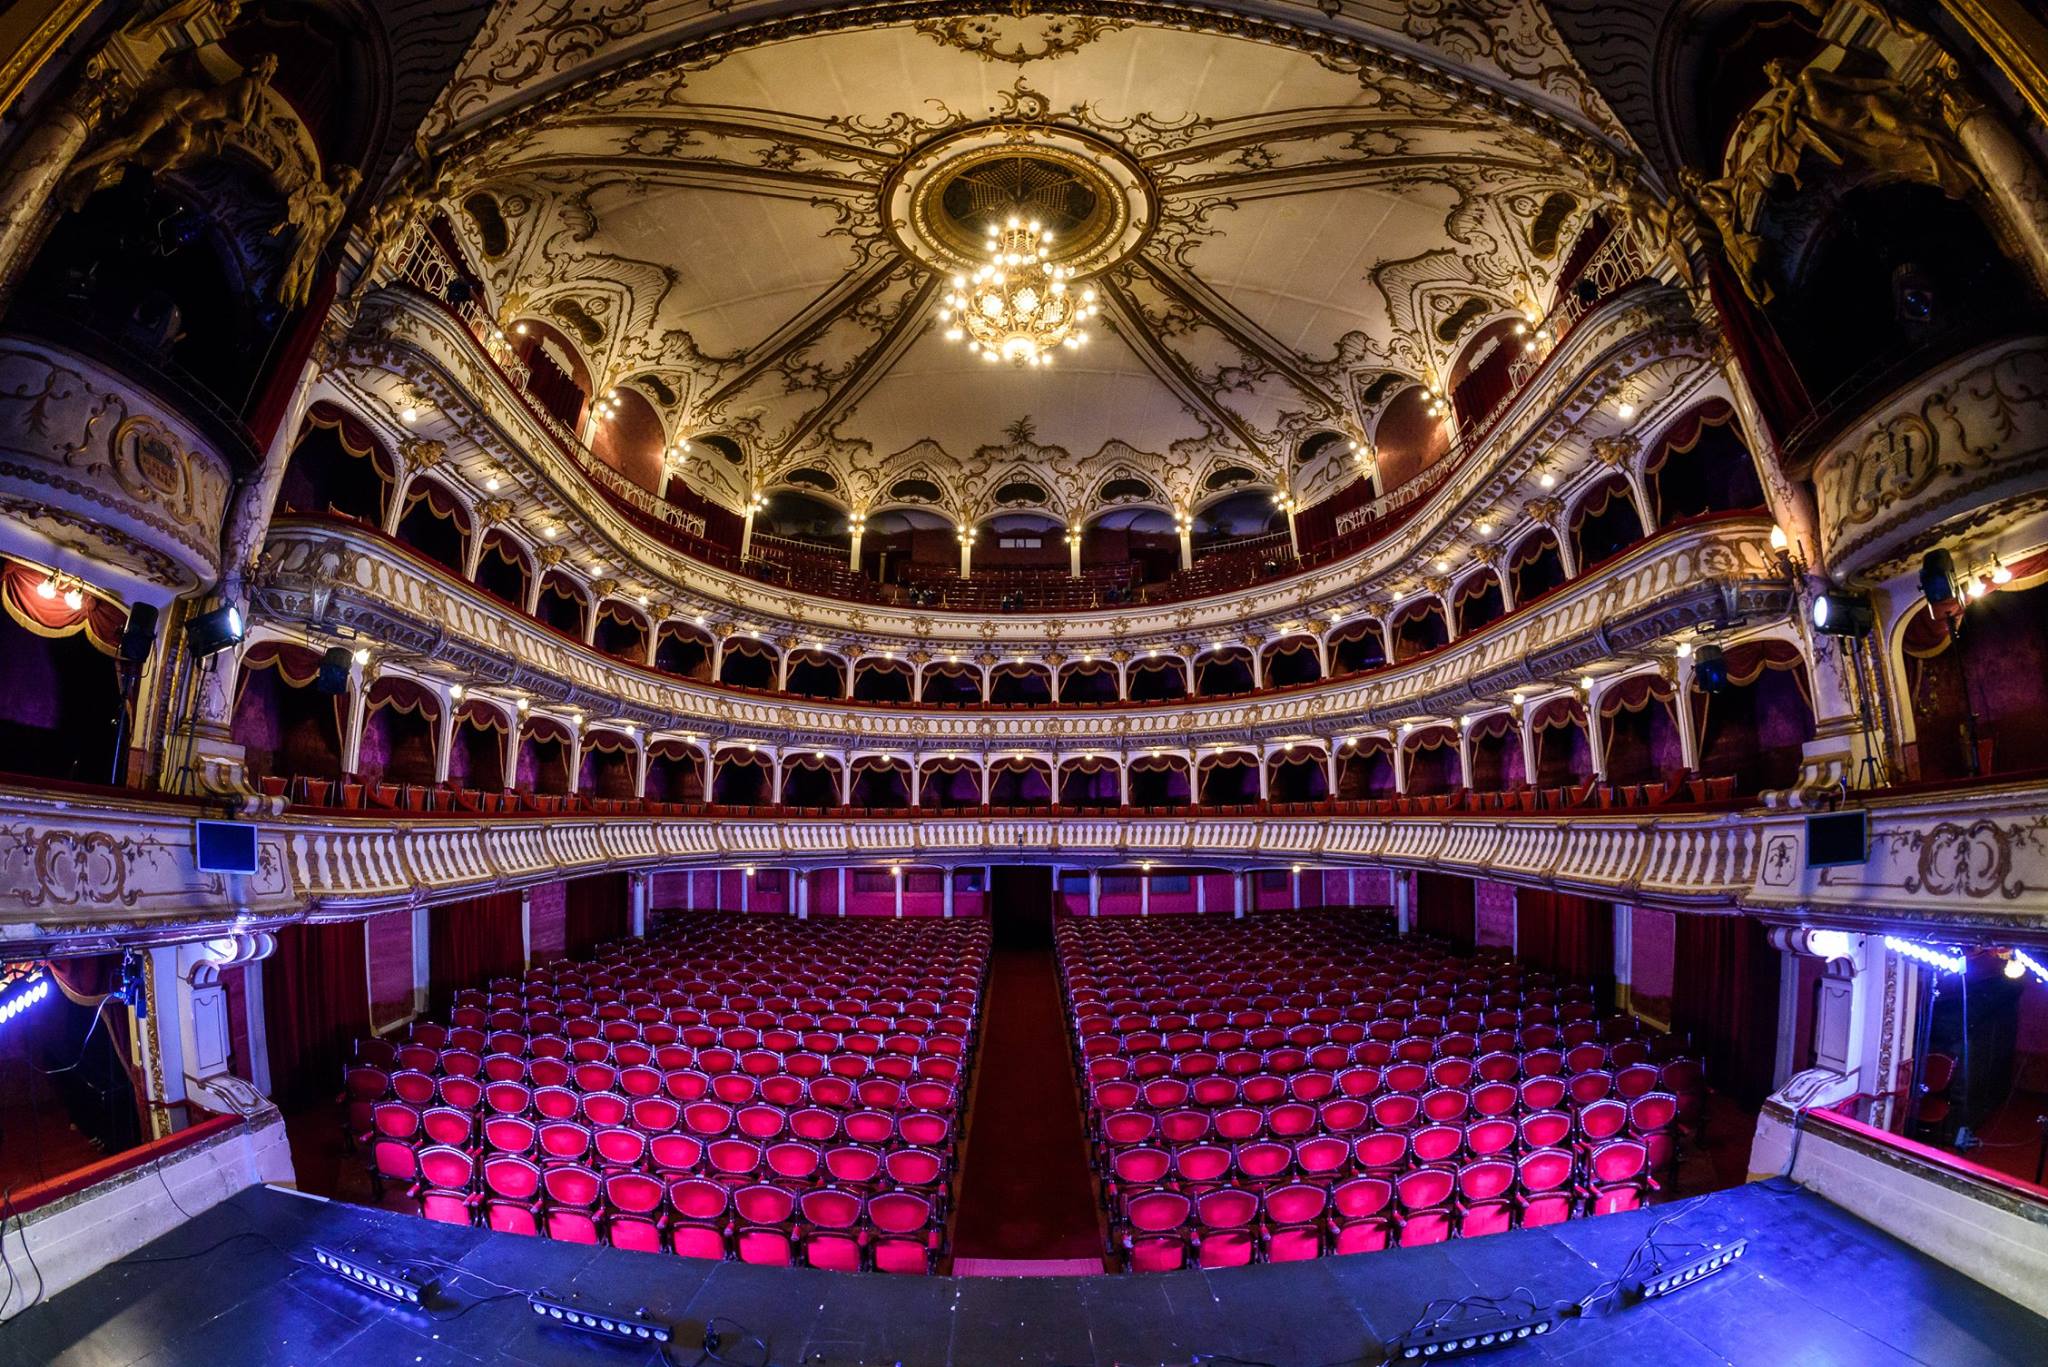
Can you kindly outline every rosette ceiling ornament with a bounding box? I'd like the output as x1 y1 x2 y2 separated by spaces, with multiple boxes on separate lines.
421 6 1629 520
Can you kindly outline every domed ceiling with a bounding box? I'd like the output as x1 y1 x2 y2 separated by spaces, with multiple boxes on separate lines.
424 3 1634 524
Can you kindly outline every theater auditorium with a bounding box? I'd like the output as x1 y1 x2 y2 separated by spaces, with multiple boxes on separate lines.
0 1 2044 1363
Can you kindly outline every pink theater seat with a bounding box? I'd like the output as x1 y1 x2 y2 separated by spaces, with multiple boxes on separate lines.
1393 1166 1455 1247
1193 1188 1259 1268
1261 1183 1328 1262
1514 1147 1576 1228
1455 1159 1516 1238
868 1191 938 1274
1121 1190 1192 1272
799 1188 866 1272
669 1177 731 1260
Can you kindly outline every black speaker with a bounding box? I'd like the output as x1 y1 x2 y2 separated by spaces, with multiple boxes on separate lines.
118 602 159 664
1693 643 1728 693
1919 548 1956 606
316 646 353 695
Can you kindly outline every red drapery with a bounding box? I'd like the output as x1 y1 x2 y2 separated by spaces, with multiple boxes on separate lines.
564 873 630 960
1672 913 1782 1109
263 920 370 1111
1515 891 1614 998
429 892 525 1007
1415 872 1476 946
0 560 126 655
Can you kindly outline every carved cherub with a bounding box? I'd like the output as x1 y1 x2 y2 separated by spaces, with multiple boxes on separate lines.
60 53 279 210
273 163 361 307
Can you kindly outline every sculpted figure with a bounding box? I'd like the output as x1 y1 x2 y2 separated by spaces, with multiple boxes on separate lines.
1681 168 1771 304
60 54 279 210
272 164 360 307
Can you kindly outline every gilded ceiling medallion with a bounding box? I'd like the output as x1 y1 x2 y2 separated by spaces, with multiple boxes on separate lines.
883 124 1155 279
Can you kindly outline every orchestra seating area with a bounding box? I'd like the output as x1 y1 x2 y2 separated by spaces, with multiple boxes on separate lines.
346 913 989 1274
1058 912 1696 1270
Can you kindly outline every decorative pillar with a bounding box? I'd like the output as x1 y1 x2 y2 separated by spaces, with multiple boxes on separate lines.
1584 682 1609 782
432 700 458 784
1182 653 1196 696
1673 659 1701 773
1067 526 1083 578
837 866 847 918
628 872 649 937
978 761 991 806
1392 737 1410 795
909 761 923 809
1457 725 1475 790
1325 747 1341 800
339 674 369 777
839 760 853 806
1195 874 1207 915
795 871 809 920
1233 871 1248 919
1175 510 1194 570
1393 873 1412 934
848 513 866 570
957 525 975 578
0 83 95 298
845 659 858 699
153 934 281 1125
740 498 760 558
632 741 649 800
739 868 751 913
1378 618 1398 666
564 728 584 794
1518 713 1539 791
942 870 955 919
1255 755 1271 803
1139 868 1151 917
1951 89 2048 292
1087 869 1101 916
1118 761 1131 808
893 866 905 919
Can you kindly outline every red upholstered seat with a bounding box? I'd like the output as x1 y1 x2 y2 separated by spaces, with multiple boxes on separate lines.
1514 1147 1576 1228
1454 1159 1516 1238
668 1177 731 1259
1330 1175 1393 1254
1262 1183 1328 1262
1194 1188 1259 1268
868 1191 938 1274
799 1188 865 1272
1121 1189 1191 1272
1393 1166 1455 1247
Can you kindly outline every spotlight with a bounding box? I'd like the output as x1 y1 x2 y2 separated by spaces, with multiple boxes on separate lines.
1692 643 1727 694
0 973 50 1028
1391 1302 1565 1359
1810 590 1874 636
1625 1239 1747 1301
2009 949 2048 985
1919 549 1957 606
527 1293 672 1345
311 1246 436 1306
183 604 243 659
1884 935 1967 975
316 646 354 695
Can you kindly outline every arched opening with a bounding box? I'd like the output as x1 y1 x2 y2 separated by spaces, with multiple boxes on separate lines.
711 749 771 805
232 641 344 800
1335 739 1397 800
1329 621 1387 675
1128 756 1191 808
779 756 839 809
1390 597 1450 661
717 637 777 690
392 476 470 577
358 676 439 798
1372 383 1455 493
1693 640 1814 794
653 622 714 681
1198 754 1259 806
1510 529 1568 605
1128 655 1187 701
1644 401 1766 524
535 570 588 640
474 531 531 608
588 385 666 494
988 759 1052 809
1453 570 1507 635
919 760 981 810
1195 646 1255 698
1403 728 1461 797
644 741 703 804
1465 714 1526 795
1264 638 1323 688
1446 317 1524 438
1080 504 1175 595
854 657 914 703
850 760 912 810
1059 660 1119 704
447 700 509 795
1059 759 1121 809
1267 748 1328 803
510 318 592 433
592 601 649 664
989 663 1052 706
1901 569 2048 781
918 661 979 706
276 405 392 525
0 567 126 783
578 731 639 800
1570 476 1646 572
1600 675 1687 790
783 650 845 700
1530 696 1595 792
756 489 853 555
514 717 575 797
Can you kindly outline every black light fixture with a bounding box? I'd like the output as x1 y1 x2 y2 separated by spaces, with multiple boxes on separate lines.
1692 642 1728 693
1919 549 1957 606
1624 1238 1747 1302
118 602 160 665
311 1246 436 1306
1810 589 1875 636
527 1292 673 1345
183 603 243 658
316 646 354 695
1391 1301 1566 1359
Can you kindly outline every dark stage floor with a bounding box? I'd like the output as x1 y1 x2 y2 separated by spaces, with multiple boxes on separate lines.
5 1180 2042 1366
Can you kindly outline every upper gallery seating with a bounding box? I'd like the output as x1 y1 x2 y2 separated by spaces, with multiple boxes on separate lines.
346 913 990 1274
1055 912 1699 1271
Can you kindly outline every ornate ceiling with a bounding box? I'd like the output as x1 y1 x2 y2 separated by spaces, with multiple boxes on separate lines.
422 3 1637 522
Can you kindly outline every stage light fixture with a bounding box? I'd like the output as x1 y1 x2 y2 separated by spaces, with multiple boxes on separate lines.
0 972 50 1028
1919 549 1957 606
316 646 354 695
1884 935 1967 975
119 602 161 665
183 604 243 659
311 1246 436 1305
1391 1303 1565 1359
2006 948 2048 985
1692 643 1727 694
527 1293 672 1344
1811 590 1874 636
1626 1238 1747 1301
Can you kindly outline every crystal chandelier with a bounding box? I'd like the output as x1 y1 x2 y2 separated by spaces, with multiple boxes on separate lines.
940 217 1098 367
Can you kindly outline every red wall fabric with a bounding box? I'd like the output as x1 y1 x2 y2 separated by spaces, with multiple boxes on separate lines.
263 920 369 1111
564 873 630 959
1414 872 1476 946
365 910 414 1030
1517 891 1615 998
428 893 524 1007
1672 913 1782 1108
1474 880 1518 948
528 882 566 958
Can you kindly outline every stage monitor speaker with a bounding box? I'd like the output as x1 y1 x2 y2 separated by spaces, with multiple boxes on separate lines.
194 819 259 875
1806 809 1868 870
119 603 160 664
316 646 353 694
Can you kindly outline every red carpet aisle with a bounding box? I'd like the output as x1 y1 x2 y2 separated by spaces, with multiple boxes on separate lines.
950 945 1106 1271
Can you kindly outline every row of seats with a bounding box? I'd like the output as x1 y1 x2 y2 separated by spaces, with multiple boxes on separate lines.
351 914 989 1274
1057 912 1704 1270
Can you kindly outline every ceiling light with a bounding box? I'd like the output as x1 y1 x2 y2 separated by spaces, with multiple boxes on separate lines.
1989 560 2013 585
1538 472 1556 489
351 647 371 666
34 577 55 601
61 584 83 610
1617 401 1636 420
944 221 1097 366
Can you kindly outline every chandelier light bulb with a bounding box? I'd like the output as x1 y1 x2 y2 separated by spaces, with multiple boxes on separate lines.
34 577 55 601
62 586 83 610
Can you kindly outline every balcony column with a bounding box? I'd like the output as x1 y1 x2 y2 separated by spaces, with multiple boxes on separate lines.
978 761 991 806
768 752 783 807
1255 754 1271 803
892 866 905 919
848 525 864 571
711 633 726 684
1392 737 1410 796
581 603 599 648
339 672 369 778
1393 872 1412 934
942 870 955 919
1139 868 1151 917
564 728 584 795
1233 871 1248 919
704 749 721 804
1518 714 1539 792
845 658 858 699
0 84 95 293
1116 658 1130 701
775 650 791 692
1583 681 1611 784
149 936 286 1131
1326 746 1341 800
1315 632 1331 680
794 871 809 920
644 625 662 668
1118 761 1131 808
1176 512 1194 571
1068 528 1083 578
503 718 523 795
839 760 853 807
957 526 974 579
1949 89 2048 294
1195 874 1207 915
1087 869 1101 916
1378 618 1397 666
979 664 992 704
909 761 923 809
1048 664 1062 705
628 872 650 937
632 741 649 799
1247 643 1264 691
740 502 758 559
1182 652 1196 696
432 695 459 785
1674 658 1702 774
910 657 924 702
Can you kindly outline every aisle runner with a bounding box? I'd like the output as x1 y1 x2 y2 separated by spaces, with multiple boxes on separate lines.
950 946 1105 1267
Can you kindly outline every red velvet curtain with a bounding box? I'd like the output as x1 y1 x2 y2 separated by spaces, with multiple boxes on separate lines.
1414 872 1475 946
564 873 630 960
1672 913 1782 1108
263 921 369 1111
428 892 525 1008
1516 892 1615 1001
